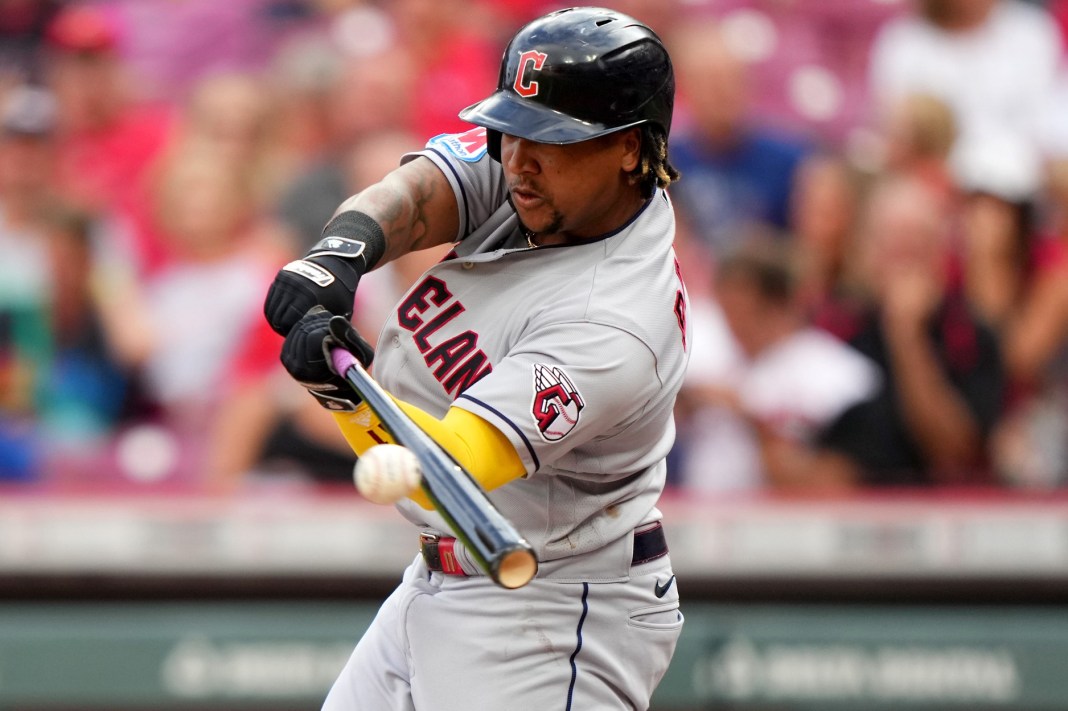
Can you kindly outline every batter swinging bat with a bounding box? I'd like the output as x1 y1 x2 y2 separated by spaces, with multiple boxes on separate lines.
328 317 538 590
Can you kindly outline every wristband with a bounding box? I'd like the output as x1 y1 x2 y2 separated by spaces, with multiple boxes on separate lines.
314 211 387 273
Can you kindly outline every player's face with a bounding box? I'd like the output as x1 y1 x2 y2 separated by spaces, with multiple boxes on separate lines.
501 129 642 242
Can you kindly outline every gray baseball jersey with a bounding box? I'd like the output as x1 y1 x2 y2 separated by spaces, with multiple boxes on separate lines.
374 127 690 578
322 127 688 711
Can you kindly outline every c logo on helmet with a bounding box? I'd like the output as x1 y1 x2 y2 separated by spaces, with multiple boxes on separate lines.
513 50 548 98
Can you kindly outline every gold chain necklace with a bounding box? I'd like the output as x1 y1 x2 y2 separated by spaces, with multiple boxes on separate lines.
525 230 538 249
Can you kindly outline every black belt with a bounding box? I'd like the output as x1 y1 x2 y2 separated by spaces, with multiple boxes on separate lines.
420 522 669 576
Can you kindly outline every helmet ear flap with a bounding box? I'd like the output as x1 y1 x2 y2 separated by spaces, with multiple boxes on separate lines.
487 129 502 162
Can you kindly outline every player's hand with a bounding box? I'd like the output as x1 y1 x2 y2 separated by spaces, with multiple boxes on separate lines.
280 307 374 412
264 252 363 337
263 211 386 336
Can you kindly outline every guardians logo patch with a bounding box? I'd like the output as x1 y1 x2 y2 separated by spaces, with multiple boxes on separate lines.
531 363 585 441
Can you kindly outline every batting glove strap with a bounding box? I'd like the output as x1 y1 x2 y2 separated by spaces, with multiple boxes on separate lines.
313 210 386 267
302 385 361 412
263 211 386 337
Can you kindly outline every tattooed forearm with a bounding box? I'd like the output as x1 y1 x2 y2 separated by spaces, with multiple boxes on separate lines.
375 163 438 256
335 157 458 265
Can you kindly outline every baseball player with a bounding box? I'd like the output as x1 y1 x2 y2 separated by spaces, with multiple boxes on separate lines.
263 7 688 710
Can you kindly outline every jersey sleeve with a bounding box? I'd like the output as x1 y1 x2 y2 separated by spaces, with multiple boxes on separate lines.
451 321 665 475
402 127 509 241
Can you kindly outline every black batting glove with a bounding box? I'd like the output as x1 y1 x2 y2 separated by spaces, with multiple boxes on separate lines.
264 211 387 336
280 308 375 412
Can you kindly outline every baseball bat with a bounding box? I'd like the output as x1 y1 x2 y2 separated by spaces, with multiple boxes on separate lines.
328 321 538 589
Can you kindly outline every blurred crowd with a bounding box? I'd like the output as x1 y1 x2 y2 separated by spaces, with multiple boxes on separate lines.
2 0 1068 495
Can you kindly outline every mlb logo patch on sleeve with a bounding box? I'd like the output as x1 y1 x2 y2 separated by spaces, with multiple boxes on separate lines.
428 127 488 162
531 363 585 441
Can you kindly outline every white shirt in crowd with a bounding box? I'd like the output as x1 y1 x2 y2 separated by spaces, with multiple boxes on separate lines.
678 296 881 493
868 0 1065 193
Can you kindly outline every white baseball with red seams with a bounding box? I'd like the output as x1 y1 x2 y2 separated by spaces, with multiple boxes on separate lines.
353 444 422 504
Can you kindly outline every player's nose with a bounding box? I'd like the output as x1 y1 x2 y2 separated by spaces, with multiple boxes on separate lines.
501 135 540 174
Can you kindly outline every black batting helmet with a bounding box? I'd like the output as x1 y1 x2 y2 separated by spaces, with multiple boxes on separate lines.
459 6 674 161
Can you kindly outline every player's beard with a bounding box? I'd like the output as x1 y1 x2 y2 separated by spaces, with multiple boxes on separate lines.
507 192 565 239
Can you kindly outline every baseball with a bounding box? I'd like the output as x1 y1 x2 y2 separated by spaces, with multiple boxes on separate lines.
354 444 423 505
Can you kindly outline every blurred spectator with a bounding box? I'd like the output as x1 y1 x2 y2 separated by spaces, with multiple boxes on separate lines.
391 0 499 139
675 236 880 494
817 175 1005 486
952 133 1045 495
266 30 348 173
93 149 281 486
144 150 276 404
171 70 287 212
0 84 55 224
43 2 176 271
956 136 1040 331
667 18 812 267
1000 159 1068 387
988 158 1068 487
877 91 958 207
35 206 140 452
0 84 56 480
868 0 1062 190
0 0 62 86
790 152 868 333
0 86 141 481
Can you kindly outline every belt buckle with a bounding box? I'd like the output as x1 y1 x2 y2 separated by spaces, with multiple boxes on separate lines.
420 533 465 576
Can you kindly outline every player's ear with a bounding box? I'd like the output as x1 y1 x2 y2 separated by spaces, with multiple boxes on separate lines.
619 127 641 173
